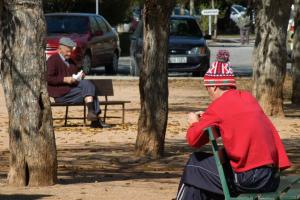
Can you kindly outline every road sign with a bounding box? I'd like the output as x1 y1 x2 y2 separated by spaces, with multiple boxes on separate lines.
201 9 219 16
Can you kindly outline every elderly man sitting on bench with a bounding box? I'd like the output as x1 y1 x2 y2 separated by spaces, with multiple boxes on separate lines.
176 50 291 200
47 37 110 128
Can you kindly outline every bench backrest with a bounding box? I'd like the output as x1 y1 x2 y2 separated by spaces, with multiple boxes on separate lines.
206 127 231 200
89 79 114 97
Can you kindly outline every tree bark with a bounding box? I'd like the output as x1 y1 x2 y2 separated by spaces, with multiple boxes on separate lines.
252 0 292 116
180 2 185 15
0 0 57 186
189 0 194 15
135 0 174 159
292 0 300 104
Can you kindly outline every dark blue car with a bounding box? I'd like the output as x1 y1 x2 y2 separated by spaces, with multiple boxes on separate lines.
130 15 210 76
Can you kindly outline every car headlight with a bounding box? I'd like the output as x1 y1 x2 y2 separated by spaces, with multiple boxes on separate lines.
188 47 206 55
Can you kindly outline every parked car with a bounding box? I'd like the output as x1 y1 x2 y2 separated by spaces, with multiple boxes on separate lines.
230 4 247 24
130 15 210 76
45 13 121 74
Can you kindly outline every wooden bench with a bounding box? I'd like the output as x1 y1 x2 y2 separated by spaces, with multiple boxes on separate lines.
205 126 300 200
51 79 131 126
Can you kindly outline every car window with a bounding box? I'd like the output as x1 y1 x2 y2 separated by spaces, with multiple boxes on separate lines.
46 16 89 34
170 18 203 37
230 7 238 15
95 16 109 33
233 5 246 13
102 17 113 31
90 17 101 33
173 7 190 15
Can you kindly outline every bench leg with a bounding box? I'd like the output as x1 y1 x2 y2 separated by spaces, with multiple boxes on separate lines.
104 104 107 122
84 104 86 125
64 106 69 126
122 103 125 126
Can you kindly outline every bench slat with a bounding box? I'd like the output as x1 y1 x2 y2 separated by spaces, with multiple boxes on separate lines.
51 101 131 106
234 193 258 199
231 196 257 200
90 79 114 96
257 176 300 200
102 101 131 105
281 181 300 200
51 102 84 106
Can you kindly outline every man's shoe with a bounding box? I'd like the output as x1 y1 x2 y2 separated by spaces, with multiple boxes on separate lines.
98 119 112 128
87 112 98 121
90 120 112 128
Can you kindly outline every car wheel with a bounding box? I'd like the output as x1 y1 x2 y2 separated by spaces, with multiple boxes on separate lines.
192 71 201 77
82 53 92 74
105 53 118 75
193 59 210 77
130 58 140 76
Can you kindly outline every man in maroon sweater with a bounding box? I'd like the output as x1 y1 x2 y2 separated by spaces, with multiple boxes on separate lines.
47 37 110 128
176 50 291 200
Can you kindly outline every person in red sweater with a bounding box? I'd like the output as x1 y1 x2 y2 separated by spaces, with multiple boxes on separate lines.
176 50 291 200
47 37 110 128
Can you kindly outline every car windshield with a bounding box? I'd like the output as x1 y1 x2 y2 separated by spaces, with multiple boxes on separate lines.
46 16 89 34
170 18 202 37
173 7 190 15
232 5 246 13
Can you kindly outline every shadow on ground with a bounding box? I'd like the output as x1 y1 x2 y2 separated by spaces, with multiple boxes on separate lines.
0 136 299 185
0 194 52 200
55 140 193 184
0 92 299 186
0 140 208 185
284 103 300 118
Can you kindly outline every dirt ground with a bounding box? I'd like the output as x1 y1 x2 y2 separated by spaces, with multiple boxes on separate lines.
0 77 299 200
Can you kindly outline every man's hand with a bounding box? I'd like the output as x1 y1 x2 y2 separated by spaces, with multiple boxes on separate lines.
81 72 86 79
195 111 204 117
188 112 199 126
63 76 77 84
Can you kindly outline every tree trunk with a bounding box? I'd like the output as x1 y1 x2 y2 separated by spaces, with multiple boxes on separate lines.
189 0 194 15
135 0 174 159
0 0 57 186
180 2 185 15
292 0 300 104
252 0 292 116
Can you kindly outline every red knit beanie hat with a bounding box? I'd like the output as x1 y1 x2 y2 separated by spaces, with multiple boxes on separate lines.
203 61 236 88
216 49 230 62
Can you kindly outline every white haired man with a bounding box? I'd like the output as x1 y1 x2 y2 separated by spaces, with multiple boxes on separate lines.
47 37 110 128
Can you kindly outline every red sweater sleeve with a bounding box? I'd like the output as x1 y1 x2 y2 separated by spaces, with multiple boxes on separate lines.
186 108 221 148
265 117 291 170
47 57 64 85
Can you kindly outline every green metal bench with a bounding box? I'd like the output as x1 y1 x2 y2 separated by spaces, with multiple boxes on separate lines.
206 126 300 200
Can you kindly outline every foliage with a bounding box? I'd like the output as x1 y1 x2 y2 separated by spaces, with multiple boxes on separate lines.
224 0 248 6
43 0 132 26
131 0 144 5
197 1 227 34
198 2 210 33
43 0 93 12
100 0 132 25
